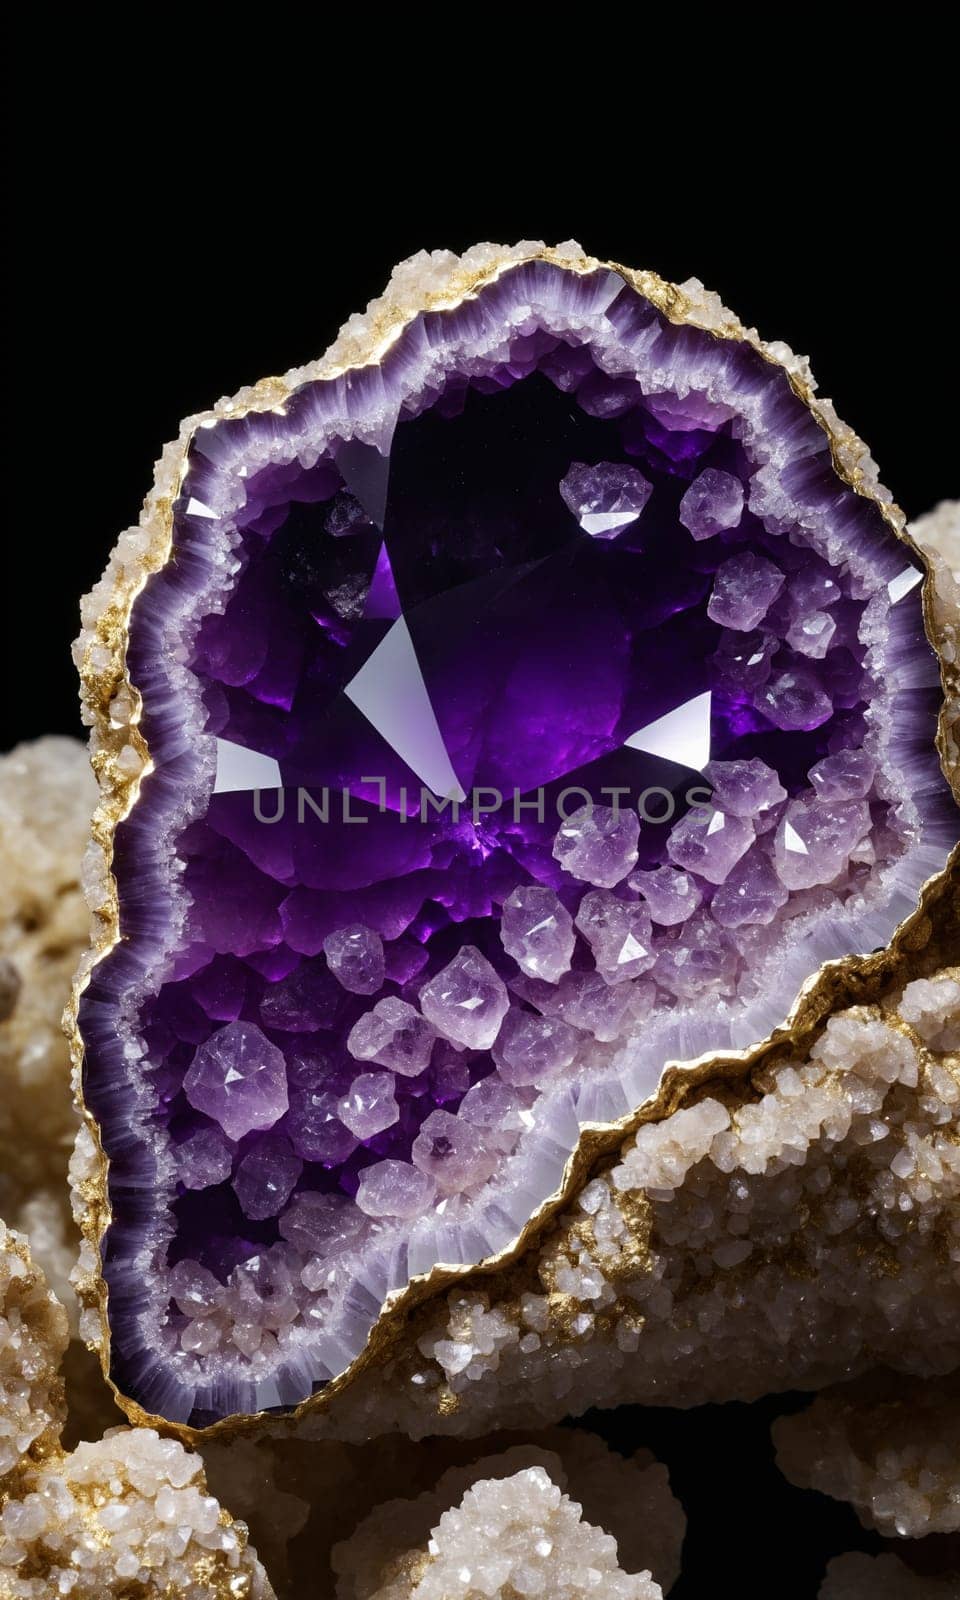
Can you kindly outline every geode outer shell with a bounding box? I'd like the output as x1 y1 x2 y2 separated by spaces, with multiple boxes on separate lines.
68 241 960 1435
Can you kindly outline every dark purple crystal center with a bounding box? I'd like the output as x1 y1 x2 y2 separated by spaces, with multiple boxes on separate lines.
79 260 950 1425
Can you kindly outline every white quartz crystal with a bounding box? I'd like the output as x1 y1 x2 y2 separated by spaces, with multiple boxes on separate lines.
774 1372 960 1539
324 925 386 995
678 467 744 539
492 1009 580 1087
1 1427 275 1598
412 1109 498 1194
419 947 509 1051
666 806 754 884
898 975 960 1051
553 805 640 889
500 885 576 983
0 1222 67 1480
356 1160 436 1219
327 1432 684 1600
347 997 437 1076
0 739 95 1328
357 1466 662 1600
773 799 870 890
575 890 656 982
819 1552 956 1598
0 1224 273 1597
338 1072 400 1139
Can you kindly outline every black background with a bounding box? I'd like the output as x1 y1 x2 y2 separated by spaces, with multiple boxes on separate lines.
9 28 957 1598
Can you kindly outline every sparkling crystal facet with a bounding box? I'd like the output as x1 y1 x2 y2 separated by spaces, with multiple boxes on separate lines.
553 805 640 889
76 249 953 1426
183 1021 289 1142
420 947 510 1052
500 886 576 983
558 459 653 538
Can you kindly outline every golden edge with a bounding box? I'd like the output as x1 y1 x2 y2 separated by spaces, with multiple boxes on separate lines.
62 244 960 1446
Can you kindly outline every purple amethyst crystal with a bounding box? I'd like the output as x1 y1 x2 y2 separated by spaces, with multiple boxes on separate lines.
77 250 956 1427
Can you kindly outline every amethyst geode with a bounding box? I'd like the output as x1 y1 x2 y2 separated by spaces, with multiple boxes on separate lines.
75 246 957 1427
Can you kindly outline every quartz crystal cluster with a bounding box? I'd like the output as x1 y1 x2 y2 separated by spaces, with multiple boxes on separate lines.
0 1222 67 1485
71 243 957 1427
330 1438 682 1600
290 971 960 1443
773 1371 960 1537
818 1553 959 1598
0 1225 273 1598
0 738 95 1322
0 722 956 1593
343 1465 663 1600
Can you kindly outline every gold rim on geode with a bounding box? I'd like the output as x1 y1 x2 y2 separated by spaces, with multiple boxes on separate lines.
64 243 960 1444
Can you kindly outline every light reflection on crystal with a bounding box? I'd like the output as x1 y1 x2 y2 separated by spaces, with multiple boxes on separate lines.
76 250 954 1427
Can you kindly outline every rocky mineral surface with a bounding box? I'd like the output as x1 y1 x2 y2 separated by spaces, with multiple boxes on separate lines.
0 1223 274 1598
0 311 956 1589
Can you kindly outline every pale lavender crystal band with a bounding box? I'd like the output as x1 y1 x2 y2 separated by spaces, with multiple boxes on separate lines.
79 259 956 1425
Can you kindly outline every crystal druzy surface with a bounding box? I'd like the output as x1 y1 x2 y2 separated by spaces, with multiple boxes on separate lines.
79 256 956 1425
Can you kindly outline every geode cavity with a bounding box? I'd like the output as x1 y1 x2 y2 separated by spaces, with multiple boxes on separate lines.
76 245 957 1427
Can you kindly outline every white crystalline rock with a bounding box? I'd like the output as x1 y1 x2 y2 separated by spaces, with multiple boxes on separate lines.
0 1222 67 1482
210 1430 683 1600
552 805 640 889
773 1372 960 1538
0 1225 273 1597
911 497 960 583
1 1428 276 1598
327 1432 684 1600
0 739 95 1329
305 976 960 1444
819 1552 958 1598
909 503 959 782
419 947 509 1051
898 975 960 1051
346 1465 662 1600
619 1101 731 1197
